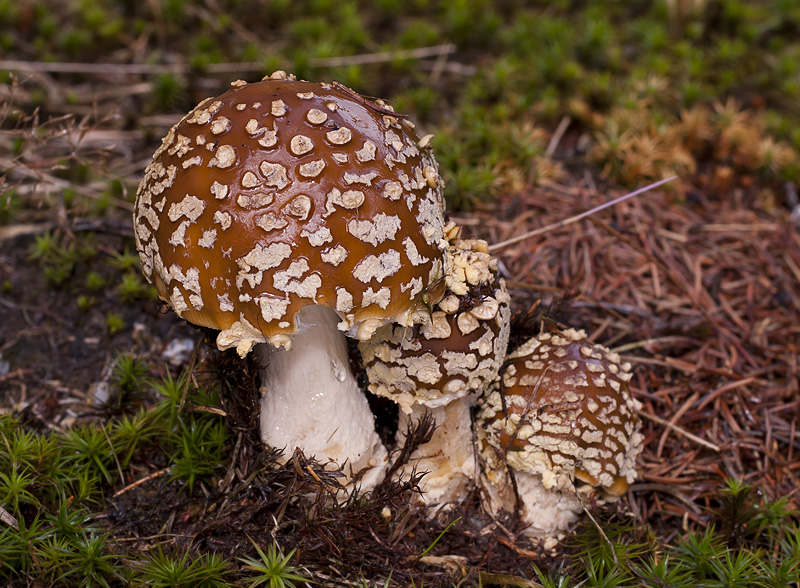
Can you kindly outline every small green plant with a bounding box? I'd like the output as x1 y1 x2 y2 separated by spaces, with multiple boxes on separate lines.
117 272 153 304
150 73 187 112
112 354 149 396
170 418 226 490
419 517 461 558
76 294 97 311
61 426 117 485
106 312 125 334
107 248 140 271
86 271 107 292
28 231 61 264
0 467 37 514
137 548 230 588
239 539 311 588
56 530 125 588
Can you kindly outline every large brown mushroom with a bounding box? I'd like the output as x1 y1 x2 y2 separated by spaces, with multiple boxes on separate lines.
360 238 510 505
133 72 449 489
476 328 644 537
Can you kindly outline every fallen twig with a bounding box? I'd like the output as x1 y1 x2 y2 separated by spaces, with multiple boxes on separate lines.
112 468 170 498
640 411 722 453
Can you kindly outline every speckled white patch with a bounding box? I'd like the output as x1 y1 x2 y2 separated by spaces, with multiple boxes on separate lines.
257 295 290 322
217 293 234 312
353 250 401 283
382 181 402 200
344 171 378 185
258 129 278 148
284 195 312 220
259 162 289 189
210 145 236 168
210 116 231 135
290 135 314 156
167 194 205 223
170 286 189 314
336 288 354 313
237 242 292 273
273 259 322 298
271 100 286 116
256 212 288 232
362 287 391 309
211 181 228 199
166 221 189 248
299 159 326 178
347 214 401 246
213 210 232 230
182 155 202 169
198 229 217 248
403 236 428 266
324 188 364 216
237 192 273 209
321 244 347 266
301 226 332 246
356 141 377 162
326 127 352 144
241 171 261 188
306 108 328 124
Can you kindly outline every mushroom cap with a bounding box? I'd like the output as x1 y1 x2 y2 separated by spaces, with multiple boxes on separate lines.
133 73 448 355
477 328 644 496
359 239 510 413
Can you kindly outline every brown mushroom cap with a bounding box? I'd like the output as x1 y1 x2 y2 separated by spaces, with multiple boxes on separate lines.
477 328 644 496
134 73 447 355
359 239 511 412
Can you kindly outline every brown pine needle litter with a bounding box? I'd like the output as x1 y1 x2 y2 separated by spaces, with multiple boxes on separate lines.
478 177 800 540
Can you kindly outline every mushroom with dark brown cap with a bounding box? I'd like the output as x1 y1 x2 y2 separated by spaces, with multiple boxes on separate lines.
359 237 510 505
476 328 644 538
133 71 449 490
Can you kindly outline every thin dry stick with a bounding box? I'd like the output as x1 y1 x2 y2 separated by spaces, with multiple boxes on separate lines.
545 115 571 157
576 492 619 566
0 505 19 530
0 46 457 76
312 44 456 67
488 176 677 252
640 411 721 452
113 467 170 498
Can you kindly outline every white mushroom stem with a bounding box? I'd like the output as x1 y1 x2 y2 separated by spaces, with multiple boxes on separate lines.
482 468 582 540
257 305 387 491
396 396 476 507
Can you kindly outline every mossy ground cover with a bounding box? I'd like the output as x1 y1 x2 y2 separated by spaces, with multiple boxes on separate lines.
1 0 800 586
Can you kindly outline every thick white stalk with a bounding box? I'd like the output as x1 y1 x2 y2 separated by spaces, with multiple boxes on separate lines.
397 396 476 507
257 305 387 491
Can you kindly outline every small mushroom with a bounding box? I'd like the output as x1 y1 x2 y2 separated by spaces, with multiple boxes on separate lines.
476 328 644 538
360 238 510 506
133 72 449 490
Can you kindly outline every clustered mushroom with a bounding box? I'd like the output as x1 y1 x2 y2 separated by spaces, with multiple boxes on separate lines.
134 71 645 532
359 237 510 506
134 71 449 490
477 328 644 538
